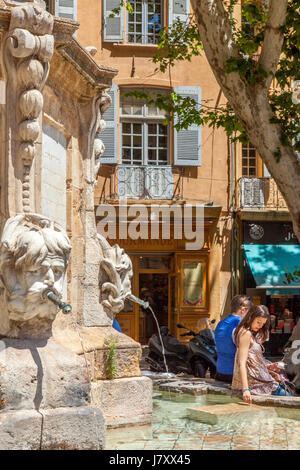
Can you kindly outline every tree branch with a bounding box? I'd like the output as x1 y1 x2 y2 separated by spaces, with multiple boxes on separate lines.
259 0 288 89
191 0 239 75
190 0 253 123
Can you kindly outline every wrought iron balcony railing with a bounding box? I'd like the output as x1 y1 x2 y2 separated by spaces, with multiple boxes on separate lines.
236 177 288 211
117 165 175 200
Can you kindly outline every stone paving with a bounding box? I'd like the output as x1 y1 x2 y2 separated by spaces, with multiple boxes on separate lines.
106 390 300 450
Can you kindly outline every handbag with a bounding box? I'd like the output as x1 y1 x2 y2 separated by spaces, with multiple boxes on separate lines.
279 380 297 396
247 371 297 396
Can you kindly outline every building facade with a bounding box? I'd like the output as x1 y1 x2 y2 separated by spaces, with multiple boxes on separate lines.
43 1 297 346
233 142 300 332
74 0 233 344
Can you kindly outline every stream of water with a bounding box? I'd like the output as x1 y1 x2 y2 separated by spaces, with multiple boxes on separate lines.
147 305 172 376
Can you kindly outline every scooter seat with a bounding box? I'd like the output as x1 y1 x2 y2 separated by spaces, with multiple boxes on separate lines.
163 336 189 355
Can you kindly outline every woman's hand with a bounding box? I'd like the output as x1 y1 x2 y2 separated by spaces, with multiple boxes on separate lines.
268 362 281 373
243 390 252 404
269 370 282 382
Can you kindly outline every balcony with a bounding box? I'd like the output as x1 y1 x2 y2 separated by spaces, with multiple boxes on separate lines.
117 165 175 200
236 177 288 211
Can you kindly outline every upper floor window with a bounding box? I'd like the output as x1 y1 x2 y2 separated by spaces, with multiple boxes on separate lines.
99 84 201 168
47 0 77 19
242 142 258 177
120 90 168 165
127 0 163 44
103 0 190 44
241 142 271 178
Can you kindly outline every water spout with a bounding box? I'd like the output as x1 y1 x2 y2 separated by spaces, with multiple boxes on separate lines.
126 293 170 375
43 289 72 314
127 294 150 310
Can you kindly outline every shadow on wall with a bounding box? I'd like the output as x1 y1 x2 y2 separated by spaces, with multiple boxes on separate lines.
220 282 232 321
210 219 232 321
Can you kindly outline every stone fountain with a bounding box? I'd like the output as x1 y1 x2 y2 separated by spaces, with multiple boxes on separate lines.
0 213 105 450
0 0 152 449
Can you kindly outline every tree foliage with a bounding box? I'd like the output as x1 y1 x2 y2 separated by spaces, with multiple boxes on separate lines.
118 0 300 154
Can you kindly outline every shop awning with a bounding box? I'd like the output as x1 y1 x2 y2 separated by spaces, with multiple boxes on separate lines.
244 244 300 295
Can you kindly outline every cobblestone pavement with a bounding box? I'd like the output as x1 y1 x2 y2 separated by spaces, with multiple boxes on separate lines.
106 392 300 451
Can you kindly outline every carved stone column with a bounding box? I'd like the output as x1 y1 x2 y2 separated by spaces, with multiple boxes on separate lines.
92 90 111 182
2 1 54 216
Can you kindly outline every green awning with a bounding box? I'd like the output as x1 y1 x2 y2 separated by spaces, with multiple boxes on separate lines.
244 244 300 295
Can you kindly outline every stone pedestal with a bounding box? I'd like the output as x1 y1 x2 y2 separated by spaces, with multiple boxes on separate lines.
53 319 153 427
91 377 152 427
0 337 105 450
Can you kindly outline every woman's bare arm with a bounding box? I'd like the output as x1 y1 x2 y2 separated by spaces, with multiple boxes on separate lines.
237 330 252 403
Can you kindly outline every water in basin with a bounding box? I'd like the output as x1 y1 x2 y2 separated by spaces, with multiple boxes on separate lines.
106 391 300 450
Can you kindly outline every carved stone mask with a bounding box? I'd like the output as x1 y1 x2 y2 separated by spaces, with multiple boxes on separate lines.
0 214 71 323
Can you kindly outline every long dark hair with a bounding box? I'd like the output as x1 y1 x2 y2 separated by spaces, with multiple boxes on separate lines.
234 305 270 344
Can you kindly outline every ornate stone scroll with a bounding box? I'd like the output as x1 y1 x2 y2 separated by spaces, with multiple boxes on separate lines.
98 233 133 319
91 89 112 182
2 1 54 213
0 213 71 338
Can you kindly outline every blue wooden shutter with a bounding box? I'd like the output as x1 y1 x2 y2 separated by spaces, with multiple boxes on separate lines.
168 0 190 26
103 0 124 42
100 84 118 165
55 0 77 19
173 86 202 166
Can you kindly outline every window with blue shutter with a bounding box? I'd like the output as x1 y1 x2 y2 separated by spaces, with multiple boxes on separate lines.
100 84 119 165
103 0 124 42
168 0 190 26
173 86 202 166
55 0 77 19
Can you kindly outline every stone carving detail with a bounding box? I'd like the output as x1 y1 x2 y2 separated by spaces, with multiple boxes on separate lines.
283 322 300 394
2 2 54 212
91 89 112 181
0 213 71 337
97 234 133 318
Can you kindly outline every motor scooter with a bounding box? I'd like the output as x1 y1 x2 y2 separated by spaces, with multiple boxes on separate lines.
146 320 217 378
146 326 192 375
176 320 217 378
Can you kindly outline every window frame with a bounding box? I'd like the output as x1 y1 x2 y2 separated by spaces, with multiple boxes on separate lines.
241 142 259 177
126 0 164 45
120 89 170 166
120 120 169 166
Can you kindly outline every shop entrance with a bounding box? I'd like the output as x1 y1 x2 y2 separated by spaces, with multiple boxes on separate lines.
139 273 169 344
265 294 300 356
116 252 208 344
137 255 173 344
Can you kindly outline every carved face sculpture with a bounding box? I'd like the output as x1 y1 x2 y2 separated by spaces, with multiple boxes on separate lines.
0 214 71 322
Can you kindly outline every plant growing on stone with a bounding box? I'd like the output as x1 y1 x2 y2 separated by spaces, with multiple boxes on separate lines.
104 336 118 380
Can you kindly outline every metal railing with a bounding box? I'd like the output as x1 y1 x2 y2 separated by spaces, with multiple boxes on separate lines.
235 177 288 211
117 165 175 200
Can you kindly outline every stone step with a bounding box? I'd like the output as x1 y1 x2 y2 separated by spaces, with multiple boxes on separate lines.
186 402 277 425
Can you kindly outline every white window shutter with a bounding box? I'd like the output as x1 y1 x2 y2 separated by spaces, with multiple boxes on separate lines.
100 84 118 165
103 0 124 42
55 0 77 20
169 0 190 26
263 164 271 177
173 86 202 166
